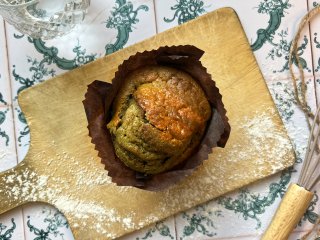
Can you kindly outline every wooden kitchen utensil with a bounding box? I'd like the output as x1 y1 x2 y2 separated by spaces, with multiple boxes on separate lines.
0 8 295 240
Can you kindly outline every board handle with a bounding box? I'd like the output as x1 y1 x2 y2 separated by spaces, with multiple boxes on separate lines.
262 183 314 240
0 162 31 215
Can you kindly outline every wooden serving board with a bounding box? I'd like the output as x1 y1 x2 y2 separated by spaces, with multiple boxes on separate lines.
0 8 295 240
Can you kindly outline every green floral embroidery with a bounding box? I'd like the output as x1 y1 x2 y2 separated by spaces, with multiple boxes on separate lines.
251 0 291 51
0 108 9 146
179 206 221 239
270 80 312 122
12 57 56 97
12 57 55 145
270 81 296 121
251 0 311 72
0 111 5 126
27 38 97 70
27 210 69 240
0 128 9 147
136 221 174 240
300 192 319 225
12 35 97 71
267 29 311 73
164 0 206 25
218 168 294 229
73 43 97 67
105 0 149 54
0 93 7 105
15 107 29 147
0 218 16 240
0 93 10 146
312 32 320 72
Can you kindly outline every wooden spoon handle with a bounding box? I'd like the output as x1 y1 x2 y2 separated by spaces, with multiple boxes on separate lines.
0 163 30 214
262 183 314 240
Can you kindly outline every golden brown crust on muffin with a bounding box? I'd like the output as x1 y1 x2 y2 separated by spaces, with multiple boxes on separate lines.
107 65 211 174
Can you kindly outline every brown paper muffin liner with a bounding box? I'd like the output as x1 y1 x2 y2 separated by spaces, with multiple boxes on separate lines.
83 45 231 191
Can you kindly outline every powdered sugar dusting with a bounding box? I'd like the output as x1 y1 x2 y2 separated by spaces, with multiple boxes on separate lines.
49 144 113 188
70 159 112 187
51 195 145 236
214 108 293 181
241 109 293 173
1 165 142 238
0 167 55 202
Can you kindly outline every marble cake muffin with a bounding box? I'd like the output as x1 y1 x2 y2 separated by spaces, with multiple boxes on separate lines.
107 65 212 175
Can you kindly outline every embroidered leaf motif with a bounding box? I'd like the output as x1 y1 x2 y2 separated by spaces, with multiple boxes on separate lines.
0 218 16 240
27 209 70 240
0 112 5 125
12 57 56 98
312 31 320 73
0 93 7 105
0 108 9 146
218 167 295 229
267 30 311 73
179 206 222 239
164 0 206 24
136 221 174 239
251 0 291 51
105 0 149 54
299 192 319 225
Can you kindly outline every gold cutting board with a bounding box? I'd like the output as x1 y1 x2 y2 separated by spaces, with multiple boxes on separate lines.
0 8 295 240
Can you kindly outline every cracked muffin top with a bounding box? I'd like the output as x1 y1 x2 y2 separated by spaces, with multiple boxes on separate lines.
107 65 212 174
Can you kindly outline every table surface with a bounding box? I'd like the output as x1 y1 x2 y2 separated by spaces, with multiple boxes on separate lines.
0 0 319 239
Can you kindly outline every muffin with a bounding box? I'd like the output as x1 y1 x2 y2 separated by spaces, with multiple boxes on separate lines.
83 45 230 190
107 66 212 174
